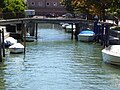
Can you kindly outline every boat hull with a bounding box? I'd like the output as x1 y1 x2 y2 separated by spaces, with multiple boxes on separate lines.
23 34 35 42
9 48 24 54
25 36 34 42
65 24 75 33
102 46 120 65
9 43 24 54
78 34 94 42
78 30 95 42
66 28 72 33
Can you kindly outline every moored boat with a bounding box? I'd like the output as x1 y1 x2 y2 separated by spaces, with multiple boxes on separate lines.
4 37 17 47
9 43 24 54
78 29 95 42
24 33 35 42
61 23 69 29
65 24 76 33
102 45 120 65
109 36 119 45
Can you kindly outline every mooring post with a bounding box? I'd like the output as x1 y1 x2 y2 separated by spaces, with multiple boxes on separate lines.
2 29 5 57
93 22 98 34
93 21 98 42
0 30 2 61
24 23 26 54
71 23 74 40
75 23 79 41
104 24 109 47
35 23 38 40
119 37 120 44
100 24 104 46
21 21 26 54
97 23 101 42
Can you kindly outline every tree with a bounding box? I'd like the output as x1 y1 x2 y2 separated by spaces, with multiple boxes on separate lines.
72 0 86 13
61 0 120 21
2 0 26 19
60 0 74 13
0 0 4 13
0 0 5 8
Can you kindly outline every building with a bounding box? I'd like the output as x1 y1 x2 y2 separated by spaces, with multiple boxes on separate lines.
27 0 67 16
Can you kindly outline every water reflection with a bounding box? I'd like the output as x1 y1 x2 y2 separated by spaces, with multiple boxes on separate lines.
0 63 6 90
101 63 120 89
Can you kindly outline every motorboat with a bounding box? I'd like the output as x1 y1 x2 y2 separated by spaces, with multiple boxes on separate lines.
0 26 9 39
78 29 95 42
4 37 17 47
65 24 76 33
9 43 24 54
102 45 120 65
24 33 35 42
61 23 69 29
109 36 119 45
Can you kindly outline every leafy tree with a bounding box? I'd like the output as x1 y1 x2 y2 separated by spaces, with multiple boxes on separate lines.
3 0 26 19
60 0 74 13
0 0 5 8
87 0 120 21
61 0 120 21
72 0 86 13
0 0 5 13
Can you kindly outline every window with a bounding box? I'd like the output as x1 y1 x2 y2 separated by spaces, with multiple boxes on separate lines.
38 2 42 6
53 2 57 6
31 1 35 6
46 2 50 6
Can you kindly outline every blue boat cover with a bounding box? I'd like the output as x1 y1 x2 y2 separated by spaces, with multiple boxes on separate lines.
80 30 95 34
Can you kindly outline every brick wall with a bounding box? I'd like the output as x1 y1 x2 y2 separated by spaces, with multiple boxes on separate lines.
27 0 66 16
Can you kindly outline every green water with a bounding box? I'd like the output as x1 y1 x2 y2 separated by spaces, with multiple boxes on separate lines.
0 23 120 90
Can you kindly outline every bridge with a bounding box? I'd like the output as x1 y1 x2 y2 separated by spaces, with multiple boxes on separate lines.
0 16 95 41
0 16 93 25
0 16 112 43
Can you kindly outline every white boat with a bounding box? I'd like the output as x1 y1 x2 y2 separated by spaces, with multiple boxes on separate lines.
65 24 76 33
61 23 69 29
109 36 119 45
24 33 35 42
4 37 17 47
102 45 120 65
78 29 95 42
0 26 10 39
9 43 24 54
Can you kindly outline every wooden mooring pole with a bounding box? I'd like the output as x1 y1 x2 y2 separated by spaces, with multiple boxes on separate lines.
0 30 2 61
104 24 109 47
100 24 104 46
24 24 26 54
75 23 79 41
35 23 38 40
2 29 5 57
22 21 26 54
71 23 74 40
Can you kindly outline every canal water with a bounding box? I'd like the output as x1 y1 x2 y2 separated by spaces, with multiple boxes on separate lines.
0 23 120 90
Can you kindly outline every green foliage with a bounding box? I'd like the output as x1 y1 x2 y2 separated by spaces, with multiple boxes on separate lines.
2 0 26 19
60 0 74 13
0 0 5 8
61 0 120 21
0 0 4 13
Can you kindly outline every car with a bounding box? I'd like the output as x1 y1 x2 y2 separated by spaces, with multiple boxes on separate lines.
46 13 58 18
62 13 73 18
